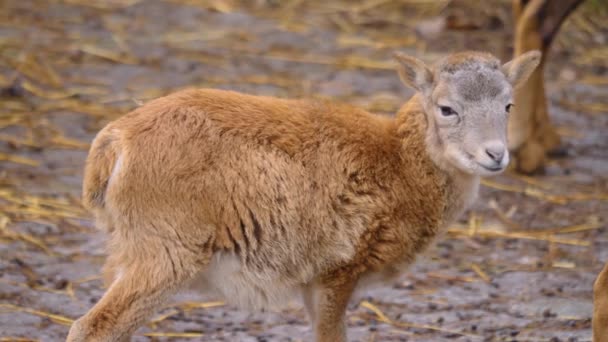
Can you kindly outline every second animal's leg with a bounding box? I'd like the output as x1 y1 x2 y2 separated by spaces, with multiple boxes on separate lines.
594 263 608 342
509 0 583 173
509 0 550 173
531 0 583 153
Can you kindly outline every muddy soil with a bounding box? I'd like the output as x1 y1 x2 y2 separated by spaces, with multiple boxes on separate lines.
1 1 607 341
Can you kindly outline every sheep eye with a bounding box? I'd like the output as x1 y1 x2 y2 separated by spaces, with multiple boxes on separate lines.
439 106 457 117
506 103 514 113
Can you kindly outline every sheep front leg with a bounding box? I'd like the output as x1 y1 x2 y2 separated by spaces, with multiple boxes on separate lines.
309 276 358 342
594 262 608 342
302 283 317 325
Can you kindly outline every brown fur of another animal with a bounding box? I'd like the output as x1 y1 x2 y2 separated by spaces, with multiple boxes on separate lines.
594 263 608 342
508 0 583 173
68 50 540 342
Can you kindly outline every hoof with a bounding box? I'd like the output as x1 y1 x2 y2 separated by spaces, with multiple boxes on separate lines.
537 123 561 152
512 139 546 174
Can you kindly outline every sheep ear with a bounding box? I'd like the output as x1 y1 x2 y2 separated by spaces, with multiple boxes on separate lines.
502 50 542 88
393 52 433 93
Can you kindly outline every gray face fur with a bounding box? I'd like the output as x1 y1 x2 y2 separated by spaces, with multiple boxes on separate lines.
395 51 541 176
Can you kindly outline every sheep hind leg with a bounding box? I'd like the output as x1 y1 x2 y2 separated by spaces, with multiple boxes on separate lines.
67 234 212 342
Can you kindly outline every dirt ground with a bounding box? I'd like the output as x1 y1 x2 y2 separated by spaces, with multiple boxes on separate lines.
1 1 607 341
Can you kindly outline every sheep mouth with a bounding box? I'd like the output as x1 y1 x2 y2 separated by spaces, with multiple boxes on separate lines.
478 163 504 172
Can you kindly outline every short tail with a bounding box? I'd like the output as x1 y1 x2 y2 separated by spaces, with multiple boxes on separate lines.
83 127 121 211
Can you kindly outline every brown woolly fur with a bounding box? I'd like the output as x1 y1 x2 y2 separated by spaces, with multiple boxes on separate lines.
68 51 540 342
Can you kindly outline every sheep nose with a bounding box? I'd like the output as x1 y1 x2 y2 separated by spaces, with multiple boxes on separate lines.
485 145 505 163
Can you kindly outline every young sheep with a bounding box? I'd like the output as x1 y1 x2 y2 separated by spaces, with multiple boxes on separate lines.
67 50 540 342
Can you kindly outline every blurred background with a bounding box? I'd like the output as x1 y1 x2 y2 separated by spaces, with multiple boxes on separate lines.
1 0 607 341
